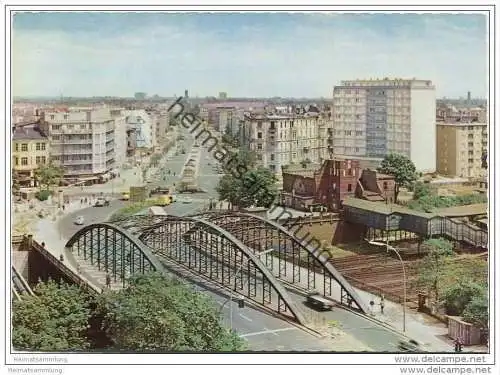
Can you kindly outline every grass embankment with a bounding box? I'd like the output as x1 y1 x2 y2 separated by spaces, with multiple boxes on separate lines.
109 199 164 221
407 193 487 213
294 222 356 259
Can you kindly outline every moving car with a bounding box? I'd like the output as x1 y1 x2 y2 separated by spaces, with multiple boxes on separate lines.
398 340 423 352
94 198 106 207
74 216 85 225
306 291 335 311
121 192 130 201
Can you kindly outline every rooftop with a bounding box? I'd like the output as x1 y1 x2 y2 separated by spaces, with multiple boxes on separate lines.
434 203 487 217
12 124 47 141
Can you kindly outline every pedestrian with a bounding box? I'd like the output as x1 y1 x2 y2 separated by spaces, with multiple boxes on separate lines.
62 204 66 211
105 273 111 288
454 338 460 352
458 337 463 352
380 294 385 314
59 254 64 262
77 264 81 274
41 242 46 248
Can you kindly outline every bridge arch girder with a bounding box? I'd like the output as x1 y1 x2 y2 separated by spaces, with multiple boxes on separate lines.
192 211 370 314
136 215 307 325
65 222 166 287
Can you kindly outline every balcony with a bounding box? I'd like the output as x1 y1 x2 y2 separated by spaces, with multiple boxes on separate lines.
62 159 92 166
51 149 92 156
52 139 93 145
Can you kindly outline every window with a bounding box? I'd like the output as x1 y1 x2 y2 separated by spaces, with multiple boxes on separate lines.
257 144 263 150
257 132 262 139
347 184 352 192
257 154 263 161
355 147 359 152
64 115 69 120
52 125 60 131
21 144 28 152
383 182 388 190
41 156 46 164
52 135 60 140
41 143 46 150
15 143 18 152
270 154 275 161
50 115 55 120
355 131 363 136
80 124 86 129
36 143 41 151
345 131 352 136
15 157 18 165
21 157 28 165
36 156 41 164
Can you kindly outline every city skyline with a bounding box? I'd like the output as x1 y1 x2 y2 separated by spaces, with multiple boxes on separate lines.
12 12 488 98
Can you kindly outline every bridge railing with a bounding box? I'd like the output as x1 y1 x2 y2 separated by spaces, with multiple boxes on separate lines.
29 238 101 295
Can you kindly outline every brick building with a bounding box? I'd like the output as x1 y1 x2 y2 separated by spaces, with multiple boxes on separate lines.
355 169 396 203
280 159 362 212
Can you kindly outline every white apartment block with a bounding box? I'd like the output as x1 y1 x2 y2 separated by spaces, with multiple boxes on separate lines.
332 78 436 172
110 108 128 168
40 108 115 177
241 112 333 174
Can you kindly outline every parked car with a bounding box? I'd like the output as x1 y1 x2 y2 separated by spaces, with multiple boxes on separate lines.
74 216 85 225
181 197 193 204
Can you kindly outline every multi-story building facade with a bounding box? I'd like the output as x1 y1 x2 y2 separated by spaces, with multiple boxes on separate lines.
12 122 50 187
123 110 156 152
40 108 115 180
110 108 128 168
241 110 333 175
332 78 436 172
436 121 488 178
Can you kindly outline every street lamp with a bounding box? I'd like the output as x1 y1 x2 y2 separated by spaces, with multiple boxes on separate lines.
366 239 407 333
221 248 275 331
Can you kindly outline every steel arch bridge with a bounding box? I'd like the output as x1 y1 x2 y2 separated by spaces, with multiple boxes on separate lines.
190 211 370 314
66 223 166 287
65 217 306 325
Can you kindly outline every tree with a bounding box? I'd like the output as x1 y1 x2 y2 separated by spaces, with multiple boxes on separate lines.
217 167 278 209
377 153 417 201
96 272 245 351
12 280 91 351
34 163 64 191
416 238 455 302
222 149 256 174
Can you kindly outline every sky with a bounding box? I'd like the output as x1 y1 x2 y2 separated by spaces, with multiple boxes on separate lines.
12 12 488 98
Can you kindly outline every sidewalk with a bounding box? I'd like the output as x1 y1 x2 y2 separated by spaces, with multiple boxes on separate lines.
357 289 487 353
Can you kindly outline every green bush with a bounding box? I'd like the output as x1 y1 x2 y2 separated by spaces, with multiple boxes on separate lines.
35 190 52 201
462 292 489 329
408 193 487 212
441 281 484 316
